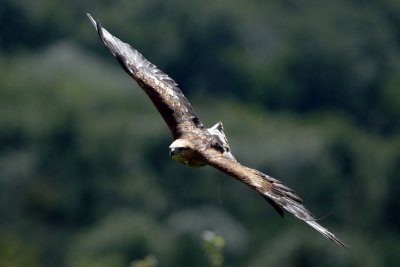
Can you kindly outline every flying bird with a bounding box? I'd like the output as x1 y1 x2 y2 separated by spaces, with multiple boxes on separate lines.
87 13 347 248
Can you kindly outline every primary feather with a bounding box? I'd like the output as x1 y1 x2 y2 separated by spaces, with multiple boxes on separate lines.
87 13 203 138
206 152 348 248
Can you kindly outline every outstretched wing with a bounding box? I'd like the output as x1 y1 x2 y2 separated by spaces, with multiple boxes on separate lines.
203 150 348 248
87 13 203 139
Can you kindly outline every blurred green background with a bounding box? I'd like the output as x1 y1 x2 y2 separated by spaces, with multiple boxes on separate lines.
1 0 399 266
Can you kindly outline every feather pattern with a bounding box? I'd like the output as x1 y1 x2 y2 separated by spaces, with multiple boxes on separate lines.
87 13 203 138
258 172 348 247
206 152 348 248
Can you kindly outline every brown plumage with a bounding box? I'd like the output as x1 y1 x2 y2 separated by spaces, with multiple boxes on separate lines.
87 13 347 248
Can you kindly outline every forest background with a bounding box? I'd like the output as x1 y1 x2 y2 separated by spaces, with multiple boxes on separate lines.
1 0 400 266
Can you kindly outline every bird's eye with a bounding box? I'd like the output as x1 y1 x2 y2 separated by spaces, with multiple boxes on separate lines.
177 147 186 152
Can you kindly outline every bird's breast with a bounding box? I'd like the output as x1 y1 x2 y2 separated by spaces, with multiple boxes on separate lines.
171 153 206 167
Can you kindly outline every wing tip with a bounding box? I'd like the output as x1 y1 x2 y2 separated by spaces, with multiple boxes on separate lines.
86 13 106 43
86 13 137 76
259 173 348 248
86 13 96 28
306 220 349 248
325 231 349 248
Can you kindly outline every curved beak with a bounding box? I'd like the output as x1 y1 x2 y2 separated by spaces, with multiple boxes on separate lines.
169 147 176 158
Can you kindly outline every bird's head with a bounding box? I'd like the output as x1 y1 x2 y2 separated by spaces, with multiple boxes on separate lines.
169 139 206 167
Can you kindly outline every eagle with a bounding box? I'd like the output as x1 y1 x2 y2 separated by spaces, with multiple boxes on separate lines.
87 13 347 248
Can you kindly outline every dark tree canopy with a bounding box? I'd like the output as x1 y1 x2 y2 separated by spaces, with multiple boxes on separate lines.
0 1 399 267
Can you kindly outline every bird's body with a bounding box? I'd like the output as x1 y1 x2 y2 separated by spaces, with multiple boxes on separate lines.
170 122 236 167
87 13 347 248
